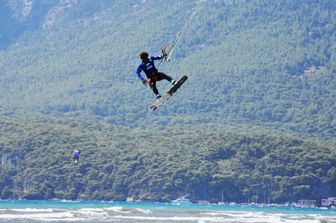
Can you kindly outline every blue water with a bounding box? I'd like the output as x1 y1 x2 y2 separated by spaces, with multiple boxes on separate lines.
0 200 335 222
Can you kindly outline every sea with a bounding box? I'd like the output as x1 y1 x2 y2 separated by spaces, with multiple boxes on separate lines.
0 200 335 223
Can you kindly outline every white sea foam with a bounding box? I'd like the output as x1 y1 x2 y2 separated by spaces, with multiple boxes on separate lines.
10 208 55 213
103 206 129 213
0 206 133 222
72 209 108 219
0 205 336 223
112 214 233 222
133 207 152 214
0 211 75 220
195 211 336 223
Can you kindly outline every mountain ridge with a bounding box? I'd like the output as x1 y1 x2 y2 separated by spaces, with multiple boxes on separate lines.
0 0 335 139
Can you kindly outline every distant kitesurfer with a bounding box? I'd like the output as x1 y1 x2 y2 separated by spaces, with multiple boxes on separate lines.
73 150 80 163
136 51 177 99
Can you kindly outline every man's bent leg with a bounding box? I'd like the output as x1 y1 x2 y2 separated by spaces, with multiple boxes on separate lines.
157 72 172 82
157 72 176 85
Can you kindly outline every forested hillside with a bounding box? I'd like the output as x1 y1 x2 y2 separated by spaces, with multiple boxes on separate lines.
1 112 335 202
0 0 335 138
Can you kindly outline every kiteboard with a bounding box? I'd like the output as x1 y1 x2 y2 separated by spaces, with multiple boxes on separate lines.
150 75 188 111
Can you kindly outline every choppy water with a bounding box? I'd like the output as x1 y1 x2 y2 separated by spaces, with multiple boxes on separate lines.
0 200 335 223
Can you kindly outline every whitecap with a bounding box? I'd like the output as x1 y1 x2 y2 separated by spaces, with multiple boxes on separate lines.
10 208 55 213
103 206 130 213
133 208 152 214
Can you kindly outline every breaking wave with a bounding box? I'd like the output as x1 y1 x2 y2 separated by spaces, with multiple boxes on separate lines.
0 201 335 223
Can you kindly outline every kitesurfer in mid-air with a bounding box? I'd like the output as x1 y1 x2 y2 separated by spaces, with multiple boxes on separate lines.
136 51 176 99
73 150 80 163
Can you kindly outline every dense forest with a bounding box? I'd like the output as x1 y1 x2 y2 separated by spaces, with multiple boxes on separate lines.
0 0 336 203
0 0 335 138
1 112 335 203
